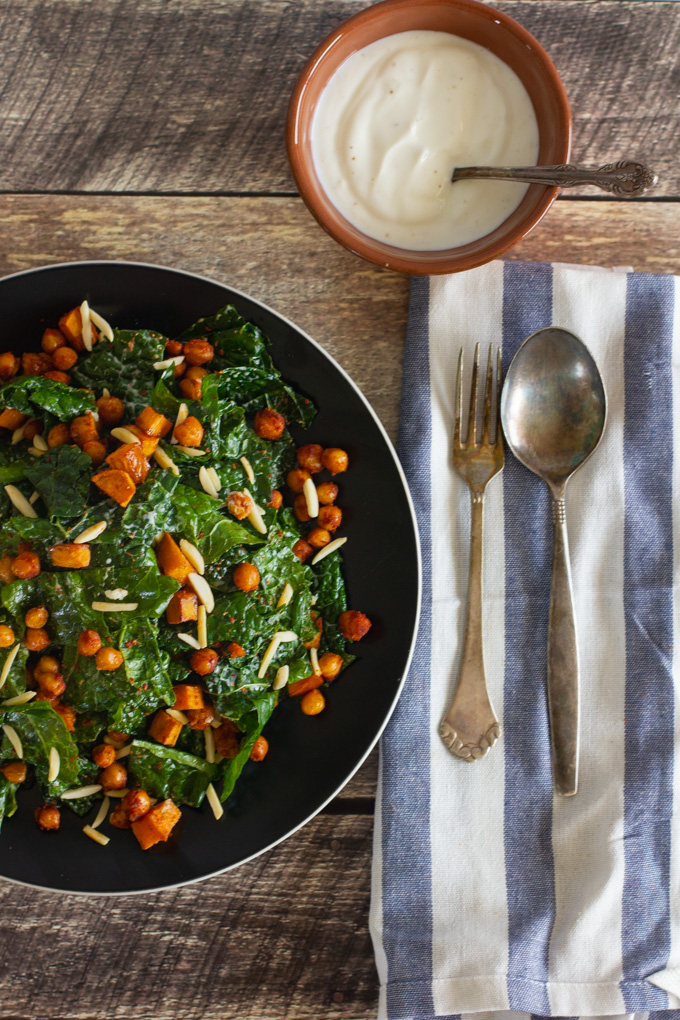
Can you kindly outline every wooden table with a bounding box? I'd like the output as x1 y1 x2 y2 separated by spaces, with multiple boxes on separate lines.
0 2 677 1017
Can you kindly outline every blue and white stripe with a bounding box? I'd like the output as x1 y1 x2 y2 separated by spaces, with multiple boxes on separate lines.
370 261 680 1020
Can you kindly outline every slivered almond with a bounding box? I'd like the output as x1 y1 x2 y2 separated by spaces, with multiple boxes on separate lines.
179 538 205 575
153 447 180 476
89 308 114 342
310 646 321 676
111 427 140 445
29 491 40 505
28 447 44 457
154 355 185 370
177 632 201 650
101 387 111 399
207 467 222 492
104 588 129 600
80 300 93 351
239 456 255 484
174 445 207 457
198 465 219 499
273 664 289 690
102 736 125 749
311 536 347 565
166 707 189 725
11 424 26 445
33 434 48 452
1 723 22 758
61 784 103 800
48 747 60 782
5 485 38 518
171 402 189 443
206 782 224 820
106 788 129 799
1 691 35 707
197 605 208 648
115 745 132 759
91 601 139 612
257 630 297 679
303 476 319 518
83 825 110 846
277 582 293 608
0 644 20 691
91 795 111 830
243 487 267 535
204 727 215 764
73 520 107 544
188 572 214 613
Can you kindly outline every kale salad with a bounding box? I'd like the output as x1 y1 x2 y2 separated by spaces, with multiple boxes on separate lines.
0 301 371 851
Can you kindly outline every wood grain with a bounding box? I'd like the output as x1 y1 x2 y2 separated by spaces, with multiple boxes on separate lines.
0 0 676 196
0 814 377 1020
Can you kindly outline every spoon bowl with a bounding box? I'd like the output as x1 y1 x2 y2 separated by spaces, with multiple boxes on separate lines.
501 327 606 795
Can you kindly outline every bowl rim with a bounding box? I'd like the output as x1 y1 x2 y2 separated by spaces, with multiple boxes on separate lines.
286 0 572 274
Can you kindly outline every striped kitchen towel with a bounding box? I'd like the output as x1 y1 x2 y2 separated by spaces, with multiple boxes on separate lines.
370 261 680 1020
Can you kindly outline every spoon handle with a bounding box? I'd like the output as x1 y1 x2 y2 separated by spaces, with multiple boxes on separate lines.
451 160 658 197
548 497 580 796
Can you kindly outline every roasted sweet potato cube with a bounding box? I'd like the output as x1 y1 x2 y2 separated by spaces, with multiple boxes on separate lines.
135 406 172 438
49 543 91 569
288 674 324 698
172 684 205 711
92 468 136 508
155 532 193 584
126 425 159 457
106 442 150 485
58 307 99 351
0 409 26 430
131 798 181 850
148 709 183 747
166 587 199 624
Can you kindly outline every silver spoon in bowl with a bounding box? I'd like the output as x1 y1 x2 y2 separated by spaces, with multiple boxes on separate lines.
500 328 606 796
452 159 657 197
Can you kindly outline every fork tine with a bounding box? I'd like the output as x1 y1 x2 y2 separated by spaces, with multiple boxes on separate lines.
467 342 480 445
496 346 503 446
482 344 494 443
453 348 463 448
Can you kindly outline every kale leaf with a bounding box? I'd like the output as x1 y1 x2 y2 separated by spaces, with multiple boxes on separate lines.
0 701 79 797
25 445 92 518
0 376 96 418
129 739 216 808
220 689 277 801
71 329 167 417
0 775 17 832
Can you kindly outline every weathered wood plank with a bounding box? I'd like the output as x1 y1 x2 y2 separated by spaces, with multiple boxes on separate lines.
0 0 675 195
0 814 377 1020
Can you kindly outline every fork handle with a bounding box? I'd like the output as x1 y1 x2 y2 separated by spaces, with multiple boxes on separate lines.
440 494 500 761
548 497 580 795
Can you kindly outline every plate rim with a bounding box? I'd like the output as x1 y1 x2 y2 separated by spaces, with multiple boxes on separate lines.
0 257 422 896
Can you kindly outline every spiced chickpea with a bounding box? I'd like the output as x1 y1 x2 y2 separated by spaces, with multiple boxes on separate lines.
185 365 208 382
227 642 245 658
37 672 65 698
0 352 20 381
189 647 219 676
54 702 76 733
187 705 215 730
82 440 107 466
293 494 310 523
173 416 204 447
99 761 128 791
47 423 69 448
165 340 183 358
123 788 152 823
36 655 59 674
301 690 325 716
0 558 13 585
296 444 324 474
1 761 26 783
0 625 14 648
214 723 240 759
292 539 313 563
95 395 124 427
249 736 269 762
22 351 53 376
233 562 260 593
11 551 40 579
43 370 71 385
286 468 310 493
179 376 203 401
77 629 102 657
322 447 349 475
70 412 100 448
52 346 78 372
95 647 124 671
254 407 285 441
307 528 331 550
339 610 372 642
316 481 339 505
319 652 343 680
110 804 131 829
174 360 187 379
183 338 215 365
226 491 253 520
24 628 50 652
41 328 66 354
35 804 60 831
318 505 342 532
268 489 283 509
92 743 116 769
23 419 43 441
24 606 48 628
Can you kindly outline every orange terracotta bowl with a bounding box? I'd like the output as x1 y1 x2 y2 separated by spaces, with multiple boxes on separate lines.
287 0 572 275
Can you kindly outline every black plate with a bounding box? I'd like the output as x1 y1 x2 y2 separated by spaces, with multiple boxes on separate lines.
0 261 420 894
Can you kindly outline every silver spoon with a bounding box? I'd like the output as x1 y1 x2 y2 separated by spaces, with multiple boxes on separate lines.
500 328 606 796
452 159 657 197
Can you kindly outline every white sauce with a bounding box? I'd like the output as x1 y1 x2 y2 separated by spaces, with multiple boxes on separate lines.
311 31 540 251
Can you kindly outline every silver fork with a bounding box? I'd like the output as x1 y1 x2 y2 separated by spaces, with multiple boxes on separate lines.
440 344 504 761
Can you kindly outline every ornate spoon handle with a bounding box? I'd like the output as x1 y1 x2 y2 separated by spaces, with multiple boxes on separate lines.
451 160 657 197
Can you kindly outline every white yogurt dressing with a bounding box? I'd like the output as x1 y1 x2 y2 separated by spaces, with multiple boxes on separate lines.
310 30 540 251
